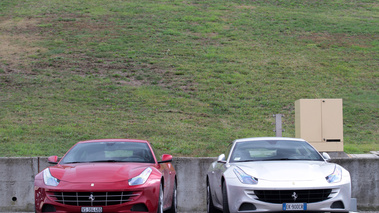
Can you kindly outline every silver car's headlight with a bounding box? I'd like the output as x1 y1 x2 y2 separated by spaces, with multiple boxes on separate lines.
43 168 60 186
326 166 342 183
128 167 152 186
234 167 258 184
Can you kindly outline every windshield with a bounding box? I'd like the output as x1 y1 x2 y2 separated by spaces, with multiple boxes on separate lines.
229 140 323 163
60 142 155 164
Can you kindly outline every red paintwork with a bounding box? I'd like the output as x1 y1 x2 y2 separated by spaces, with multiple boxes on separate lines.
34 139 176 213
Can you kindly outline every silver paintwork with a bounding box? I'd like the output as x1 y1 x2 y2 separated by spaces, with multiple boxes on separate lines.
206 137 351 213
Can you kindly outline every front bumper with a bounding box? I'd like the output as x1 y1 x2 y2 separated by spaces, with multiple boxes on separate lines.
225 178 351 213
35 179 161 213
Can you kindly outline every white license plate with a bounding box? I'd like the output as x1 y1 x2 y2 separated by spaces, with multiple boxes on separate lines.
283 203 307 211
81 207 103 212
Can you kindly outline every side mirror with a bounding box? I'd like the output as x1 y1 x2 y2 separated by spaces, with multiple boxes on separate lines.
217 154 226 163
322 152 331 161
158 154 173 163
48 156 58 164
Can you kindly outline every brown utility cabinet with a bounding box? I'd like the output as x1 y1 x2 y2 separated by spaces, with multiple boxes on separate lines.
295 99 344 152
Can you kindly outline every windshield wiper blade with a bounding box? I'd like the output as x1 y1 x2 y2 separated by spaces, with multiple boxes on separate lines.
262 158 291 161
91 160 120 163
237 159 258 162
65 160 121 163
64 161 86 164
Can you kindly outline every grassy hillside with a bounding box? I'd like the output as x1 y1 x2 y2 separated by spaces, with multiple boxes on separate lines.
0 0 378 157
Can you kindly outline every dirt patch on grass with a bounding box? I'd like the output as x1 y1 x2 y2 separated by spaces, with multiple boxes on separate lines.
235 5 257 9
0 18 38 30
0 18 46 71
0 15 197 92
0 35 44 65
298 32 374 49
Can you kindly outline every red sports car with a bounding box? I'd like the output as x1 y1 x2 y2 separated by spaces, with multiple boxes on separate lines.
34 139 177 213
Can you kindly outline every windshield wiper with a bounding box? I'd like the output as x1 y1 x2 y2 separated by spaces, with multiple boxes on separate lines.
64 160 121 164
261 158 292 161
262 158 311 161
91 160 120 163
64 161 87 164
237 159 258 162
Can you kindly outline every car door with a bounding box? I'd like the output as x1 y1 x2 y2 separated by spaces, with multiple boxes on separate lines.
214 162 227 206
159 162 172 208
209 154 228 207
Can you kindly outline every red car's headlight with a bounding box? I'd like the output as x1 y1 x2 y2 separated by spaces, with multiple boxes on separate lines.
128 167 152 186
43 168 60 186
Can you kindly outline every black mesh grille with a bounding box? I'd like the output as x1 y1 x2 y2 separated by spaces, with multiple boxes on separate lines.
50 191 139 206
254 189 332 204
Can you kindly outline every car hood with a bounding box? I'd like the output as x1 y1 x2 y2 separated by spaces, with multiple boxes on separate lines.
50 163 155 183
234 161 335 181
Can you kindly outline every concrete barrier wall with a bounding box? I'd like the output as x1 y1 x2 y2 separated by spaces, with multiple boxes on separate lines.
0 157 378 212
0 158 39 212
332 158 379 211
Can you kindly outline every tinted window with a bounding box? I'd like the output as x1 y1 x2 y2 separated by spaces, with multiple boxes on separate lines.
230 140 323 162
60 142 155 164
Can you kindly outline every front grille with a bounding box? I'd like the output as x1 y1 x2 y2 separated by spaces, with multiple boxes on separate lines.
254 189 332 204
49 191 139 206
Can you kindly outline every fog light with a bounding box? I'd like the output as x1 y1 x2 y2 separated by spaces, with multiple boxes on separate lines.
42 204 56 212
239 203 256 211
331 201 345 209
131 203 149 212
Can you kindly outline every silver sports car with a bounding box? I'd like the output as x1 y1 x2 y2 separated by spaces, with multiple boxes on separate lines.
206 137 351 213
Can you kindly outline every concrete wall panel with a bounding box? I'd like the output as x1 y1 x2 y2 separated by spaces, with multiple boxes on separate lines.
172 157 215 212
332 158 379 210
0 157 378 212
0 158 38 212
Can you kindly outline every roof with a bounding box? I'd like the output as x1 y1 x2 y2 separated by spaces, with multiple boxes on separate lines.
234 137 306 143
77 139 149 143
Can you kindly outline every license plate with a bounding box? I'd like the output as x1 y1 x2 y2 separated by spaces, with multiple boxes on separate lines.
81 207 103 212
283 203 307 211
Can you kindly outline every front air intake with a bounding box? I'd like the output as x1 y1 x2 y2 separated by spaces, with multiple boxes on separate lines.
50 191 139 206
254 189 332 204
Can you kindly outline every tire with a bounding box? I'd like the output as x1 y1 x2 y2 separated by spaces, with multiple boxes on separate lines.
207 183 217 213
222 181 230 213
157 183 164 213
166 181 177 213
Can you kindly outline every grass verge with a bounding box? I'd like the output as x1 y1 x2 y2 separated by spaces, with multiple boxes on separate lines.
0 0 378 157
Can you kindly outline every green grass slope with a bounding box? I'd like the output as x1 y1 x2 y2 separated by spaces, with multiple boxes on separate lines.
0 0 378 157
